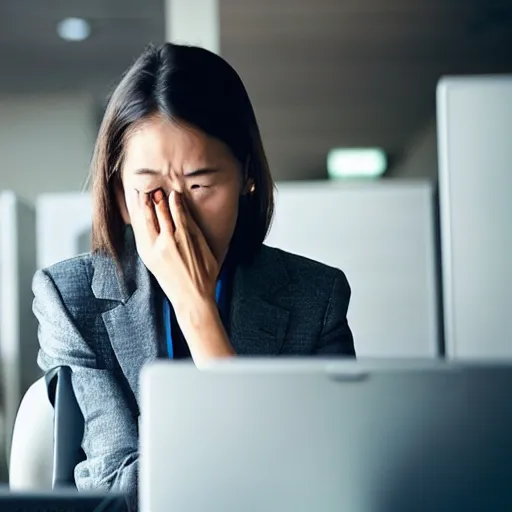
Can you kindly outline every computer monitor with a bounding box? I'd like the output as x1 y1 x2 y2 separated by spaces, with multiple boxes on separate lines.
140 359 512 512
437 75 512 359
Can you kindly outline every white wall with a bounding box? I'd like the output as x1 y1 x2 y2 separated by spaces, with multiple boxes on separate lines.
0 94 96 201
0 95 90 463
392 119 438 181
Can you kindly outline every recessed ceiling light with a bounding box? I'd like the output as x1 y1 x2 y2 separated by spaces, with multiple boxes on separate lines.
327 148 387 179
57 18 91 42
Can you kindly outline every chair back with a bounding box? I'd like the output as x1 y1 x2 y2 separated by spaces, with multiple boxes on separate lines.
9 366 85 490
9 377 53 489
45 366 85 488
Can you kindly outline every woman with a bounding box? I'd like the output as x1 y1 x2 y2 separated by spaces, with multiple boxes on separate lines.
33 43 355 509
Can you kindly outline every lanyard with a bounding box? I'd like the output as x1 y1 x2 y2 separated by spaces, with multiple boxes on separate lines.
163 278 224 359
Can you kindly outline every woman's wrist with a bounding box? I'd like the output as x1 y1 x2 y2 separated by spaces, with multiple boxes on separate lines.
175 294 218 331
174 296 236 363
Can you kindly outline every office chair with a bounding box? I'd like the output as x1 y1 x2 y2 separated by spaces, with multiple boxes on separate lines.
46 366 85 487
10 366 85 489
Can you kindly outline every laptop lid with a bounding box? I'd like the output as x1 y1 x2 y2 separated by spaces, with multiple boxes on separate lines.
140 359 512 512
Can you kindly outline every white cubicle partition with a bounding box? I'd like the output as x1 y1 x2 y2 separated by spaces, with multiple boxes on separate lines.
267 181 440 358
36 193 92 269
437 76 512 359
0 191 38 454
37 184 440 358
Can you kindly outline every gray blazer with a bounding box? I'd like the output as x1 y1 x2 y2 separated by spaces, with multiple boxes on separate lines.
33 243 354 510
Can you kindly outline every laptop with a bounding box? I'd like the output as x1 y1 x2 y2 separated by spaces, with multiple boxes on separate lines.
140 359 512 512
0 489 126 511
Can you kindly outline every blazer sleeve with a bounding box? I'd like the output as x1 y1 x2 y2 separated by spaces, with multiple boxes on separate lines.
33 269 138 511
314 270 356 356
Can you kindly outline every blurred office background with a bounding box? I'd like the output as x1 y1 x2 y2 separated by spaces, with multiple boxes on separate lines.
0 0 511 485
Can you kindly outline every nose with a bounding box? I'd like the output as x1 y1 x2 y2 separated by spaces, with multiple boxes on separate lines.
168 168 185 194
157 170 185 198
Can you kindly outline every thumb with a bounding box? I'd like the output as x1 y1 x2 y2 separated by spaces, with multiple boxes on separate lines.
169 190 186 230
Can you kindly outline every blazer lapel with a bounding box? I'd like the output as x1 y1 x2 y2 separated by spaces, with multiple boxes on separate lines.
91 234 162 406
229 247 290 355
90 238 290 400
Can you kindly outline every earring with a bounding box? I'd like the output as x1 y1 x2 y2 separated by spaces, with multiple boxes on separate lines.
249 183 256 193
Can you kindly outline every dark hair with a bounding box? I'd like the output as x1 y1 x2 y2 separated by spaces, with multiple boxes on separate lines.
90 43 274 265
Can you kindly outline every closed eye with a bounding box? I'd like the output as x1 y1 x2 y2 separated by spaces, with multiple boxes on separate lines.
190 184 211 190
132 187 159 195
142 187 160 195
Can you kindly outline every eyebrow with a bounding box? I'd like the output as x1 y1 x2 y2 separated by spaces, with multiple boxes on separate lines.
183 167 219 178
133 168 161 176
133 167 219 178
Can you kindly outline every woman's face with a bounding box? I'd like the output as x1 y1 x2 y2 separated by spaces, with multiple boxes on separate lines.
118 115 245 264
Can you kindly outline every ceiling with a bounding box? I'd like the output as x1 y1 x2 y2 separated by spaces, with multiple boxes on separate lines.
0 0 165 95
0 0 511 180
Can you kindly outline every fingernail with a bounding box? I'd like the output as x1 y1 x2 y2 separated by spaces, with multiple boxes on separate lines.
153 189 164 204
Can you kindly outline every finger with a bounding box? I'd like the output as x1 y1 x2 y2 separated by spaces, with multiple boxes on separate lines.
180 191 203 235
169 190 187 232
140 191 158 239
153 189 174 235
